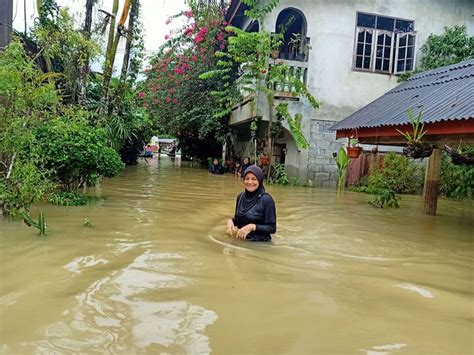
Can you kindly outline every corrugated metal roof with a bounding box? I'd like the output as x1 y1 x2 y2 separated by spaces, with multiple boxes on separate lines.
331 59 474 131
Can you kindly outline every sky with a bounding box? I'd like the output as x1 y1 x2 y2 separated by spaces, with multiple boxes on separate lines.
12 0 188 61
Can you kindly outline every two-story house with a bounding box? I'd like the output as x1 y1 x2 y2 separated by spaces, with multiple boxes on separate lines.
226 0 473 186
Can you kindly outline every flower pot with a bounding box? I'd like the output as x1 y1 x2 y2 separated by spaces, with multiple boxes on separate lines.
271 50 280 59
295 53 305 61
259 155 270 165
347 146 362 158
403 143 433 159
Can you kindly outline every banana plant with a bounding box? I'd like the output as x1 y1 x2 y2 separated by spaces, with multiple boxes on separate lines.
336 147 350 192
22 212 47 236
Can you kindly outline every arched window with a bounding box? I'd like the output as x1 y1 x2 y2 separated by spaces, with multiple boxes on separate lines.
275 8 308 61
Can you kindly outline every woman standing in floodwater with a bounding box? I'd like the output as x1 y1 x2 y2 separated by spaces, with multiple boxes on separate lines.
225 165 276 241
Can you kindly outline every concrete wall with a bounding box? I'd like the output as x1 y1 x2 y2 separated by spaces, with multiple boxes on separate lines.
232 0 474 185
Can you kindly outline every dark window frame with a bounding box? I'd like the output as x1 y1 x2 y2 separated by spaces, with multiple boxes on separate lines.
352 12 416 75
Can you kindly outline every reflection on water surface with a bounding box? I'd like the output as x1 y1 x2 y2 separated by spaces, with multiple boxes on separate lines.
1 157 473 354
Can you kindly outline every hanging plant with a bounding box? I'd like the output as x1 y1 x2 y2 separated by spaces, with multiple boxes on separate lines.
346 136 362 158
444 145 474 166
396 108 433 159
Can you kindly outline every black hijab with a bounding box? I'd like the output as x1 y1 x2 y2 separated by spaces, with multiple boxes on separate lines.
237 165 266 214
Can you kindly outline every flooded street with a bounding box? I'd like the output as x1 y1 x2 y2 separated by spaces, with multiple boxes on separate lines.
0 157 473 354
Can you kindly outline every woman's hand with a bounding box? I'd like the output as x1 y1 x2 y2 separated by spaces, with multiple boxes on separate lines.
236 224 256 240
225 219 236 237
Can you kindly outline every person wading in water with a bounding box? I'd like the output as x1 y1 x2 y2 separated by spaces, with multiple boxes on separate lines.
225 165 276 241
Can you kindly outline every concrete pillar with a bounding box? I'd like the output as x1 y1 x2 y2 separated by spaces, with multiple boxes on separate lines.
422 148 441 215
0 0 13 50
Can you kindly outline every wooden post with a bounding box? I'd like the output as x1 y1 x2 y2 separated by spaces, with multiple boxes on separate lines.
422 148 441 215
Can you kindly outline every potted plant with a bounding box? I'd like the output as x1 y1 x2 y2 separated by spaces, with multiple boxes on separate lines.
396 108 433 159
347 137 362 158
298 37 311 62
259 152 270 166
288 33 301 61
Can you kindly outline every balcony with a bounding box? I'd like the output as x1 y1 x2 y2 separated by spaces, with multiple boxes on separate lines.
268 60 308 97
230 60 308 125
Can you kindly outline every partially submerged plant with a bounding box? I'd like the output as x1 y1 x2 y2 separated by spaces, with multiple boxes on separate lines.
336 147 350 192
83 218 93 227
369 188 401 208
22 212 47 236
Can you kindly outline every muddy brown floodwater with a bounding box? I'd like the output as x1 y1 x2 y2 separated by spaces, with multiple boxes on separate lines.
1 157 473 354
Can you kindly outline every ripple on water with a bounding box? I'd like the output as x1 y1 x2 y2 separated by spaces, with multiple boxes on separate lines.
25 251 217 353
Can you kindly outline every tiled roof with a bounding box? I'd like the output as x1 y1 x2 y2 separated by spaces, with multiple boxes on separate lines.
331 59 474 130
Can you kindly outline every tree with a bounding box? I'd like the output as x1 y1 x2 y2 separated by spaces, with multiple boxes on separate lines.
201 3 319 177
399 25 474 81
143 0 229 160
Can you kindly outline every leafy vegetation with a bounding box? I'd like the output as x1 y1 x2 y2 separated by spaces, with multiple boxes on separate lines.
143 0 229 160
201 1 319 176
369 189 401 208
353 152 424 194
336 147 349 192
399 25 473 81
396 109 427 144
22 211 47 236
48 192 91 206
1 0 145 218
440 152 474 199
269 163 299 186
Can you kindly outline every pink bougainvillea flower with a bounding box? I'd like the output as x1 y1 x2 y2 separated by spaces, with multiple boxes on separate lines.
165 18 172 25
165 96 171 103
194 26 208 44
184 10 193 18
138 92 145 98
164 34 170 40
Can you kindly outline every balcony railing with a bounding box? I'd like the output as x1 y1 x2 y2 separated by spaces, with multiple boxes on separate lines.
268 61 308 94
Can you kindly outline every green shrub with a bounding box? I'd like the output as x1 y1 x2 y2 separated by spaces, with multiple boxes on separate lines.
365 152 423 194
369 188 401 208
440 153 474 199
0 161 54 217
32 114 125 191
48 191 89 206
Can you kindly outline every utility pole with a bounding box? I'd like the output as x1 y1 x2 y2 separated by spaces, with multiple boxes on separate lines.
0 0 13 50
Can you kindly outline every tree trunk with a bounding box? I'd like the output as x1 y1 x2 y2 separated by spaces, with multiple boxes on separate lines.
101 0 119 111
266 96 274 182
113 0 138 113
78 0 95 105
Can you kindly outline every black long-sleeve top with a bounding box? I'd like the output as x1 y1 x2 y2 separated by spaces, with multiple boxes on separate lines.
232 192 276 241
209 164 225 174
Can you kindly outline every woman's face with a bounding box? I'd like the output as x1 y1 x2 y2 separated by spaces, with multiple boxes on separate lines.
244 172 259 192
243 158 249 164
